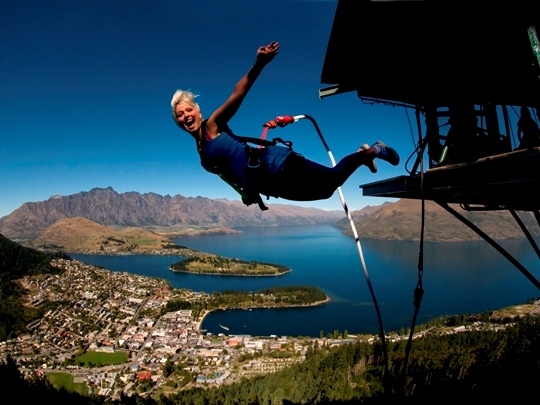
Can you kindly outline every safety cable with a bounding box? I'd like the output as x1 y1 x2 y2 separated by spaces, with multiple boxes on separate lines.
404 142 422 175
401 107 426 379
404 105 417 150
401 200 424 379
261 114 389 377
510 105 520 148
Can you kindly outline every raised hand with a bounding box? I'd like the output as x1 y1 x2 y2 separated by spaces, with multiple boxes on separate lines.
256 41 280 65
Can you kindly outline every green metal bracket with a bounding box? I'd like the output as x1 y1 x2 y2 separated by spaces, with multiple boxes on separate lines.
528 25 540 80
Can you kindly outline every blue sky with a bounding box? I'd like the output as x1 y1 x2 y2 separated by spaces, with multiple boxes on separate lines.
1 0 419 218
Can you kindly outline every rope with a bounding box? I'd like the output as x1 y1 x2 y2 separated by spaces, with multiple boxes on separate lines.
401 198 424 379
272 114 389 377
401 107 426 379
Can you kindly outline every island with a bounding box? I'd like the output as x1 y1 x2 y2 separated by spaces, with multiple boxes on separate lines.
163 285 331 327
204 286 330 309
170 256 291 276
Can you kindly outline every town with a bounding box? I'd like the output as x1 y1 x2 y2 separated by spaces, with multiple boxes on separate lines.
1 258 537 401
0 258 329 399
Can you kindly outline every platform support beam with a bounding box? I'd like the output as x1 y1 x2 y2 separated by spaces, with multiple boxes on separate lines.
435 201 540 290
533 210 540 229
509 210 540 260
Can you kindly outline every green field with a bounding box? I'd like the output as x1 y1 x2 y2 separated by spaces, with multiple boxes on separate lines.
47 372 88 395
132 237 161 246
75 350 129 367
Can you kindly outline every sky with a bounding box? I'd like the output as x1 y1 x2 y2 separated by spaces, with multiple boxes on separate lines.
1 0 428 218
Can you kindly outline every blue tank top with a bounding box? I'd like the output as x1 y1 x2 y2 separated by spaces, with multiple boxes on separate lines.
201 123 292 188
202 129 248 186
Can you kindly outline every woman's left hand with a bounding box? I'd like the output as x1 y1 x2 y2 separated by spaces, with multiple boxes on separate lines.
256 41 280 65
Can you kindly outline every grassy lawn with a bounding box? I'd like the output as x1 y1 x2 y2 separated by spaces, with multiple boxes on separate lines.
155 385 179 397
491 304 535 319
132 237 161 246
47 372 88 395
75 350 129 367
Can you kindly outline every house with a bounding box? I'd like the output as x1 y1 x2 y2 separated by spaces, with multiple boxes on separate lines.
137 371 152 381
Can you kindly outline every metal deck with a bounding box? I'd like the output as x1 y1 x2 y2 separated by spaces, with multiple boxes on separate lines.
361 147 540 211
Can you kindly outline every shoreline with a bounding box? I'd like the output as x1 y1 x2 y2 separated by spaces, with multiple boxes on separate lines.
194 296 331 333
63 248 198 257
64 249 291 278
169 267 291 277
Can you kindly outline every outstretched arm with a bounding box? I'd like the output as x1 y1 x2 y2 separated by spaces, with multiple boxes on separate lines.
206 42 279 138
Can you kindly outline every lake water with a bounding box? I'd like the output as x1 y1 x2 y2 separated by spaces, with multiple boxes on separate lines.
70 225 540 336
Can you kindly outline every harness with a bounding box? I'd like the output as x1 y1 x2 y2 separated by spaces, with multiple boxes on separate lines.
197 121 293 211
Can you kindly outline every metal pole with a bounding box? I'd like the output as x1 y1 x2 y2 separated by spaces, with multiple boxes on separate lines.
436 201 540 290
509 209 540 260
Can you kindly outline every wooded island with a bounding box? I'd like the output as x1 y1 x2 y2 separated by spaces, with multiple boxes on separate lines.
170 256 291 276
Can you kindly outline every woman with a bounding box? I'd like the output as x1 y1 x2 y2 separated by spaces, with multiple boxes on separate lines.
171 42 399 208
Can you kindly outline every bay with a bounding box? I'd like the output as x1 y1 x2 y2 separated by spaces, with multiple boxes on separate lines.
70 224 540 336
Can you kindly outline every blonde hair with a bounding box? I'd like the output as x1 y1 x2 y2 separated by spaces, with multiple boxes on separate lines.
171 90 201 127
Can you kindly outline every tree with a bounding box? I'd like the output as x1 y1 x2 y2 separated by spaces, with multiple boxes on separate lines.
163 358 173 378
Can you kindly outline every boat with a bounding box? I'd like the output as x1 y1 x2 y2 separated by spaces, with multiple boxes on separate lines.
219 323 229 331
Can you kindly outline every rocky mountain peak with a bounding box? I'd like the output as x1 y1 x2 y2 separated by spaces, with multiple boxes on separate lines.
0 188 343 241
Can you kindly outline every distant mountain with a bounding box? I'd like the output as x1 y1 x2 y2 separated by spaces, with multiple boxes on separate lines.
339 199 539 242
331 202 392 230
0 187 343 241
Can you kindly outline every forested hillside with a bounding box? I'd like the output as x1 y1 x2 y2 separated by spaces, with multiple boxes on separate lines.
2 314 539 403
0 234 66 340
150 315 540 403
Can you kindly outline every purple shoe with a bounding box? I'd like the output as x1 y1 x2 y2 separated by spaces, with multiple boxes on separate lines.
372 141 400 166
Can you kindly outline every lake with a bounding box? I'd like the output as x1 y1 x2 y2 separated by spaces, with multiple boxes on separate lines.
70 224 540 336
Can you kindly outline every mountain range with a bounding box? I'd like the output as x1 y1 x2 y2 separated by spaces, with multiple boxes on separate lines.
0 187 343 241
1 187 537 244
333 199 539 242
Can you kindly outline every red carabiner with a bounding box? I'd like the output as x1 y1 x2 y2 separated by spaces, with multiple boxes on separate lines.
259 116 295 148
275 116 294 127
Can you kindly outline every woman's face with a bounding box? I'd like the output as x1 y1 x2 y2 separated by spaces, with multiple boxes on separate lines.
175 102 202 133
